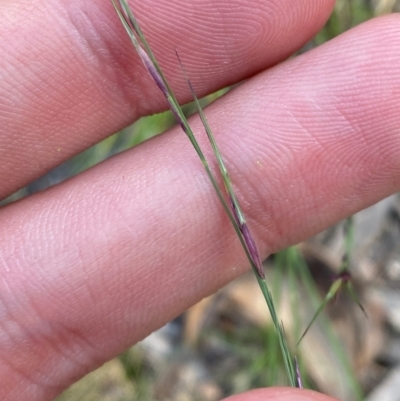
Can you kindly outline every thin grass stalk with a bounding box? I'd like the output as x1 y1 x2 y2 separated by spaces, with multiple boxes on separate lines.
293 246 364 400
298 216 366 344
111 0 297 387
175 51 264 279
174 62 297 382
110 0 250 262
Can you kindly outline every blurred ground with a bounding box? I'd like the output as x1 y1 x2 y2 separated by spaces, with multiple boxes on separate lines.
5 1 400 400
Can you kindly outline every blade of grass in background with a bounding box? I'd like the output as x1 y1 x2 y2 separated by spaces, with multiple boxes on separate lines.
298 217 367 344
273 246 364 401
111 0 298 387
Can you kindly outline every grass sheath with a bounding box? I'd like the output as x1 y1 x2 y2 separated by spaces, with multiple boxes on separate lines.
111 0 298 387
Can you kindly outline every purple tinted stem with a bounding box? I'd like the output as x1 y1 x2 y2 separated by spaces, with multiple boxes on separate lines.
295 357 303 389
229 194 265 278
241 223 265 279
129 9 265 281
137 48 188 133
138 48 168 97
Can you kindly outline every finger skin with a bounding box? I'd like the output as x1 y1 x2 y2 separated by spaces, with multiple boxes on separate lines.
0 0 334 198
224 388 338 401
1 14 400 401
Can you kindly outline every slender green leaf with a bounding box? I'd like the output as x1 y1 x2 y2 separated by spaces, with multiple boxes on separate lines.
298 278 343 345
111 0 297 387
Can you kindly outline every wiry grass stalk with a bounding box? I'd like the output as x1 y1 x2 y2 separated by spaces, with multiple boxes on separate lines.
298 216 367 344
281 246 364 399
111 0 297 387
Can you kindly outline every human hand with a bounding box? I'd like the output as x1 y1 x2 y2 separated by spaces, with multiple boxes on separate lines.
1 0 399 400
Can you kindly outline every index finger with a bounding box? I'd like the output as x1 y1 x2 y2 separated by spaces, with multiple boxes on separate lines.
0 0 334 198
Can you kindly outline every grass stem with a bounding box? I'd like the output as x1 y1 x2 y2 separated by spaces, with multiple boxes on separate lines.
111 0 297 387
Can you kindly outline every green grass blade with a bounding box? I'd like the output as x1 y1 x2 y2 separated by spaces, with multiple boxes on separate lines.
297 278 343 345
341 216 367 316
111 0 297 387
112 0 262 281
289 246 364 400
346 281 368 317
174 50 264 276
298 216 366 344
175 50 297 385
110 1 245 246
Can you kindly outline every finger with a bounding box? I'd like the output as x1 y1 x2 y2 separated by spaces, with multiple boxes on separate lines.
224 388 338 401
0 0 334 198
1 14 400 401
